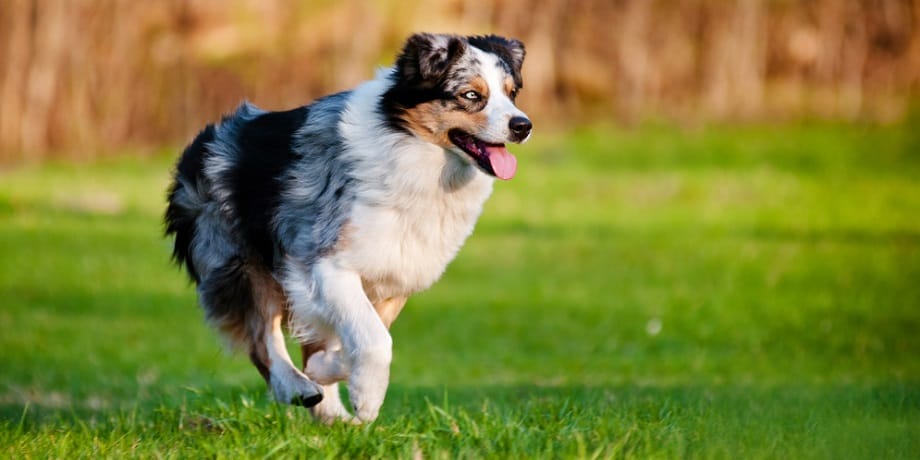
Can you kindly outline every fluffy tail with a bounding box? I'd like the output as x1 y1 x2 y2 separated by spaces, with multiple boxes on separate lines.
165 125 216 283
165 124 261 348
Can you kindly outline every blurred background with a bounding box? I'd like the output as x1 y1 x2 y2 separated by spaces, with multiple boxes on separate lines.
2 2 920 456
1 0 918 162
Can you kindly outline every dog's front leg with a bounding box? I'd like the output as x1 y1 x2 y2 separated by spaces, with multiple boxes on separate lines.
312 259 392 422
301 343 354 424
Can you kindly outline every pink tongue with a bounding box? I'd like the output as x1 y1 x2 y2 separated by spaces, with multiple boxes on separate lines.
484 145 517 180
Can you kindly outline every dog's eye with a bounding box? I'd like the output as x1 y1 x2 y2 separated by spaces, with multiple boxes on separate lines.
462 91 481 101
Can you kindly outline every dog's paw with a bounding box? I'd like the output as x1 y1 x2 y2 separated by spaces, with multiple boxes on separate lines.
271 370 324 408
306 350 349 385
308 382 357 424
346 346 391 422
311 406 357 425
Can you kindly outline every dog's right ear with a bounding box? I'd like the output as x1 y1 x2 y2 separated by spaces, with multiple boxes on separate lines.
395 33 467 85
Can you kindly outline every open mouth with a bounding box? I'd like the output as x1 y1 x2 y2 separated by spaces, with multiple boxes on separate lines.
448 129 517 180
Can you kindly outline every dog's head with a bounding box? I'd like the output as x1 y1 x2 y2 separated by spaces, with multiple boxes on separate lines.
382 33 531 180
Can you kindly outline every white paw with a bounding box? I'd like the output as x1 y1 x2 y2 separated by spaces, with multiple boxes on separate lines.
347 346 392 422
311 405 357 425
309 382 356 424
311 401 357 424
306 350 349 385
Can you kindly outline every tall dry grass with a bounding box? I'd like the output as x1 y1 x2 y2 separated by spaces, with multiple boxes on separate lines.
1 0 918 162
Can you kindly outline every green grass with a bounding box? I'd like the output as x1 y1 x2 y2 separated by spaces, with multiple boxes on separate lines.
1 123 918 458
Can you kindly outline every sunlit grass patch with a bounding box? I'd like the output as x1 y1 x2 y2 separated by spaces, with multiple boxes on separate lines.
1 123 918 457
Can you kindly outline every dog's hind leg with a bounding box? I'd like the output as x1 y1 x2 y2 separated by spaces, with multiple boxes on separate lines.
187 207 322 406
247 271 324 407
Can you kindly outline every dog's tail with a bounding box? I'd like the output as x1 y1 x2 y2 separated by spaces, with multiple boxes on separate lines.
165 124 260 347
165 124 216 284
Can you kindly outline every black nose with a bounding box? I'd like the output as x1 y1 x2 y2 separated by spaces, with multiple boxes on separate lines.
509 116 532 141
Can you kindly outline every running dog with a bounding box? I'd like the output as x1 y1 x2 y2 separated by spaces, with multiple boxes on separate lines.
165 33 531 423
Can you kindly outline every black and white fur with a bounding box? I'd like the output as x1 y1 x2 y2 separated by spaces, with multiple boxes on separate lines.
165 33 531 423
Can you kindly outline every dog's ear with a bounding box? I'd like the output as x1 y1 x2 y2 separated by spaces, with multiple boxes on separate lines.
395 33 467 85
467 35 526 87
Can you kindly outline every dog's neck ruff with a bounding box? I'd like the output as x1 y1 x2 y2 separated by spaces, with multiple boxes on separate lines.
332 70 494 298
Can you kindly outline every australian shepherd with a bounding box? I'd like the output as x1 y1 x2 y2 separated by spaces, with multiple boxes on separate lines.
165 33 531 423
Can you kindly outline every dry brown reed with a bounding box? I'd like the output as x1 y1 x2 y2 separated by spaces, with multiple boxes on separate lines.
1 0 918 162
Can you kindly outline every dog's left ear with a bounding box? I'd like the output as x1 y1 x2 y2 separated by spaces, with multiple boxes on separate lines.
468 35 526 87
396 33 468 85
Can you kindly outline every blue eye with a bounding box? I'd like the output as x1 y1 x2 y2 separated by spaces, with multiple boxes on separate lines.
462 91 480 101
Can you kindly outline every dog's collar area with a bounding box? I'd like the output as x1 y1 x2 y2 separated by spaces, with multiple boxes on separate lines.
447 129 517 180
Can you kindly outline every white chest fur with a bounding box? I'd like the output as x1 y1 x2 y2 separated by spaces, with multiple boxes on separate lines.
342 158 492 300
334 76 494 301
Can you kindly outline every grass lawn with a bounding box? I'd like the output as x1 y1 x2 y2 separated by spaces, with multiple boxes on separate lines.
1 123 918 458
